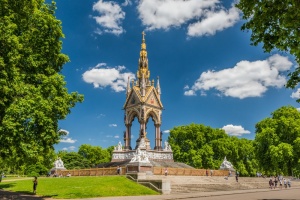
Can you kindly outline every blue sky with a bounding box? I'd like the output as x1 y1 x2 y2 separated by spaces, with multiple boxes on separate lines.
53 0 300 152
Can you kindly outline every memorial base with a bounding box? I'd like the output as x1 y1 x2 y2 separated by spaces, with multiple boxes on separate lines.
126 162 153 175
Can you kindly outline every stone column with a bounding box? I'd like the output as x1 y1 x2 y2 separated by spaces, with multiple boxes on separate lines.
154 124 161 150
125 124 132 150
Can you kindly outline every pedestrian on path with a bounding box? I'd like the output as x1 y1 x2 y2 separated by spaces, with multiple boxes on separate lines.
33 176 38 194
269 178 273 189
284 178 287 188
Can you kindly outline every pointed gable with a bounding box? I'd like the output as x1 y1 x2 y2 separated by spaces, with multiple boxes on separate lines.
145 87 163 108
124 86 142 108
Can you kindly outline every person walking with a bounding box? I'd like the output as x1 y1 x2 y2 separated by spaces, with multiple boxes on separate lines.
33 176 38 194
269 178 273 189
279 178 282 189
284 178 287 189
117 166 121 175
287 179 291 188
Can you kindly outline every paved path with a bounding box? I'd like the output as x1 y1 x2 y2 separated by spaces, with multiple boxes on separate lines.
1 187 299 200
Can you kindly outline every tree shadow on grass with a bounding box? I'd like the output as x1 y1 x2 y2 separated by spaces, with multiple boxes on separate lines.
0 182 16 189
0 189 56 199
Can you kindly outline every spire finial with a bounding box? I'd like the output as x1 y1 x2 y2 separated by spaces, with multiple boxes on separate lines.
137 31 150 80
142 31 146 41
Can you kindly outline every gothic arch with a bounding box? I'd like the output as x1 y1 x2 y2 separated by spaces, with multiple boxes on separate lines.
127 109 139 125
145 110 159 125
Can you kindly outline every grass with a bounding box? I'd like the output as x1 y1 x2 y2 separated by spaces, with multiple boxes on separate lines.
0 176 159 199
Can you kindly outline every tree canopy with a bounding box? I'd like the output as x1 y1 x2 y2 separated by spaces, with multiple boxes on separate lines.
0 0 83 163
168 123 257 176
236 1 300 92
254 106 300 176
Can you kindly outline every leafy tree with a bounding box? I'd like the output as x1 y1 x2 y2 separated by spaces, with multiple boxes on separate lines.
254 106 300 175
236 1 300 93
78 144 110 166
168 123 257 176
0 0 83 163
57 151 90 169
168 123 227 168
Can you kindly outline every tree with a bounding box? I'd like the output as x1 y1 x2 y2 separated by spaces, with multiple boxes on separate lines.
168 123 227 168
236 1 300 93
0 0 83 163
57 151 90 169
168 123 257 175
78 144 110 166
254 106 300 175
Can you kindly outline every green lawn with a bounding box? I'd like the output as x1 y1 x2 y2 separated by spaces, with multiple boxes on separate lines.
0 176 159 199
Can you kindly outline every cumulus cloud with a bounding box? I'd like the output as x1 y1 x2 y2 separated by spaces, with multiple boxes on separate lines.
184 90 196 96
222 124 250 136
184 54 293 99
82 63 135 92
187 7 239 37
291 88 300 99
93 0 125 35
109 124 117 127
163 130 170 134
60 137 77 143
137 0 239 36
114 135 120 138
59 129 77 143
62 146 76 151
122 0 132 6
58 129 69 136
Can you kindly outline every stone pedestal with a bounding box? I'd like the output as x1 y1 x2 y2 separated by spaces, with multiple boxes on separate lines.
126 162 153 175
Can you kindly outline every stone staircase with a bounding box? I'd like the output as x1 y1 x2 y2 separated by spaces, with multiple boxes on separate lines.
143 175 300 194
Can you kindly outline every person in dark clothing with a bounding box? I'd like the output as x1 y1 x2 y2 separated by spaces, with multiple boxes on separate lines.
33 177 38 194
117 166 121 175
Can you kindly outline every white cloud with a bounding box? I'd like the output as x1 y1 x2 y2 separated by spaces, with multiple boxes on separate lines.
122 0 132 6
184 90 196 96
62 146 76 151
163 130 170 134
184 54 293 99
93 0 125 35
97 113 106 118
114 135 120 138
137 0 239 36
222 124 250 136
183 85 189 90
69 146 76 151
109 124 117 127
291 88 300 99
60 137 77 143
82 63 135 92
187 6 240 37
58 129 69 136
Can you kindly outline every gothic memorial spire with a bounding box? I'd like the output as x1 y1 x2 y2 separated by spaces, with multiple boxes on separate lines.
137 31 150 81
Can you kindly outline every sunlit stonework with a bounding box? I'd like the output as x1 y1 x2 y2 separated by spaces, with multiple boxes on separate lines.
111 32 173 162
